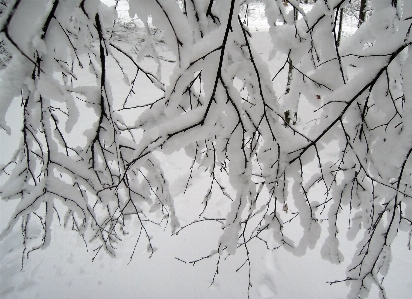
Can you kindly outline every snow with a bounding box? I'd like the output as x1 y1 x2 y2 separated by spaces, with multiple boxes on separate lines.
1 1 412 299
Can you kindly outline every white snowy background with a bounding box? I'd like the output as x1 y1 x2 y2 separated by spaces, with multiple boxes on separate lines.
1 1 411 298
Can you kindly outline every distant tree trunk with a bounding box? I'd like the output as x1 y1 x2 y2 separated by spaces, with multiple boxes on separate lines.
358 0 367 27
285 6 298 95
337 8 344 46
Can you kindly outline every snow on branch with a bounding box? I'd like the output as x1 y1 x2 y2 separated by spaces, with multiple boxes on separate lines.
0 0 411 298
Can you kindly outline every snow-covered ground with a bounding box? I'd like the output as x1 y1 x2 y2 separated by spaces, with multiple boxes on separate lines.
1 1 411 299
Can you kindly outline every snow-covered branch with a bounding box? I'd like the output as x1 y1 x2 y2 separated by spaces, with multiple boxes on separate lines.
0 0 411 298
